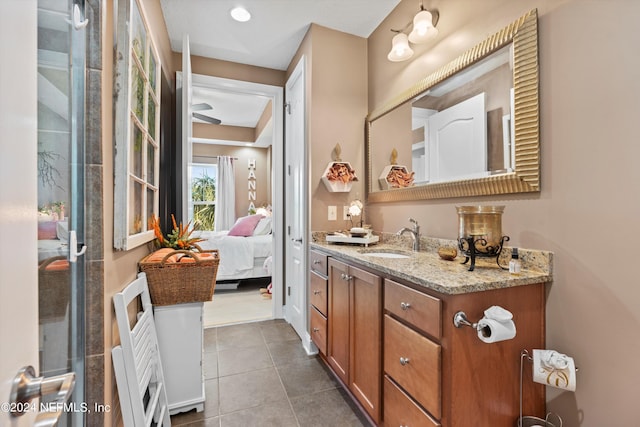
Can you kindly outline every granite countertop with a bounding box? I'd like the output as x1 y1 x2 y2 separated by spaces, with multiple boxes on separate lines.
310 234 553 295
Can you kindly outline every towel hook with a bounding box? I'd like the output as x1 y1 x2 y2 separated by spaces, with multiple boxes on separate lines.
66 4 89 30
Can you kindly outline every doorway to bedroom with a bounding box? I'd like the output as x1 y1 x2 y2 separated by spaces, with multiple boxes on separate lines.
181 72 284 328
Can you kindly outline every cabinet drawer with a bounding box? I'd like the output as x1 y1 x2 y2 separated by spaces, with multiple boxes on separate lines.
310 306 327 355
385 279 441 339
384 315 441 419
310 250 328 276
384 375 440 427
309 271 327 316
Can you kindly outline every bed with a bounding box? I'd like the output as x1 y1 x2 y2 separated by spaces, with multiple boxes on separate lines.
194 214 273 282
38 220 68 261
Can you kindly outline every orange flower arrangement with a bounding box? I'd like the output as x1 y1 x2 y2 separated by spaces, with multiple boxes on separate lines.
149 214 204 250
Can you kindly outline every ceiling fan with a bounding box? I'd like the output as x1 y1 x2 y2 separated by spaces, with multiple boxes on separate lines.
192 102 221 125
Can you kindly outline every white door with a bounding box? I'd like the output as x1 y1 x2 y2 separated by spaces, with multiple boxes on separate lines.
180 34 194 222
284 57 309 349
427 92 488 182
1 2 41 425
2 3 79 426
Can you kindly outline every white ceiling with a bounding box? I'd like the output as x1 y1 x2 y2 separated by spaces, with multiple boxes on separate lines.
160 0 401 71
192 86 270 127
161 0 400 146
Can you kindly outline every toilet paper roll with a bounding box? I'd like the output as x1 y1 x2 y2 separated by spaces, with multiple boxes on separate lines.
476 318 516 343
532 349 577 391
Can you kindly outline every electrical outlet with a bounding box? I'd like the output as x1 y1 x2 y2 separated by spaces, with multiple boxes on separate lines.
328 205 337 221
343 206 350 221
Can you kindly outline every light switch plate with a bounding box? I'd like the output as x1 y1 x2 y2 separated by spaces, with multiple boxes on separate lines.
328 205 337 221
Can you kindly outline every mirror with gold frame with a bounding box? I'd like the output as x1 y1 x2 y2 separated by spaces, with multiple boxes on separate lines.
367 9 539 202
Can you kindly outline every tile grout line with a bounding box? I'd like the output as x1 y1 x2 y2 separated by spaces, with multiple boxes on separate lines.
262 324 303 427
213 326 222 426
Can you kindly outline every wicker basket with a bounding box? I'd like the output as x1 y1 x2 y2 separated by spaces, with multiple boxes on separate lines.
38 255 70 322
138 248 219 306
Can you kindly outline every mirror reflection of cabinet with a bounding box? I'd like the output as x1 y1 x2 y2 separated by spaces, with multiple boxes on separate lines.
367 9 540 202
411 108 432 184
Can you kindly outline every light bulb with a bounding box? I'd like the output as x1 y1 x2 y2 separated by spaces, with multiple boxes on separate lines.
409 10 438 44
230 6 251 22
387 33 413 62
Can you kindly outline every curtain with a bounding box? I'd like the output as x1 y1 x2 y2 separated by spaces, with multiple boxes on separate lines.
214 156 236 231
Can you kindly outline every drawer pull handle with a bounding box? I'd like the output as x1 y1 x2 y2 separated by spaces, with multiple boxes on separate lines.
399 357 410 366
400 302 411 310
340 273 353 281
313 290 321 295
313 327 320 333
313 260 321 265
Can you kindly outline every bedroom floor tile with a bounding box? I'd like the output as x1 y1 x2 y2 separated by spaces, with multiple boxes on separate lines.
170 320 370 427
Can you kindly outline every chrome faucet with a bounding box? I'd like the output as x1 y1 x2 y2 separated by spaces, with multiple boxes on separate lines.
397 218 421 251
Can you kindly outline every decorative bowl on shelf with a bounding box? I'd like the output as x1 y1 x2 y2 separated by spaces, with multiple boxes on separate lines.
321 161 358 192
378 165 415 190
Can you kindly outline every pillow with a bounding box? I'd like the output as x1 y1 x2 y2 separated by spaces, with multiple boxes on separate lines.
252 217 272 236
228 214 264 237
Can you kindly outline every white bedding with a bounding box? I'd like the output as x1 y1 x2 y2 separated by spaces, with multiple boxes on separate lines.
38 239 68 261
195 231 272 281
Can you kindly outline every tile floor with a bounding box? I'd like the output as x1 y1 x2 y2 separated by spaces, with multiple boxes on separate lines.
170 319 370 427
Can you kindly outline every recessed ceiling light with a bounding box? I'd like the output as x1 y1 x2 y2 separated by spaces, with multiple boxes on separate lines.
230 6 251 22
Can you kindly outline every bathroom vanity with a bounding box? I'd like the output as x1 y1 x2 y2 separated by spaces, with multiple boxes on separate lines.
309 240 552 427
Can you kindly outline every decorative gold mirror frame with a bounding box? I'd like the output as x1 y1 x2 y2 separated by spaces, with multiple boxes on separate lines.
367 9 539 203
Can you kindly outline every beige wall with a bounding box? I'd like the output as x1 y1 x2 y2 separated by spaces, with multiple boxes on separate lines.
367 1 640 425
192 144 271 218
102 0 174 424
193 122 256 143
174 52 286 87
287 24 368 231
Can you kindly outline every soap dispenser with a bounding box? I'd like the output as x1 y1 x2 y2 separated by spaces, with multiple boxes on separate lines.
509 248 521 275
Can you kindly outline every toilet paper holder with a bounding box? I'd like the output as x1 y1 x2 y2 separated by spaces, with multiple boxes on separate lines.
453 306 514 329
521 348 579 373
453 311 479 329
453 307 517 344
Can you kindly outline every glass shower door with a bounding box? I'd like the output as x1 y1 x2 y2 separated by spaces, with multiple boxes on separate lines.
37 0 86 425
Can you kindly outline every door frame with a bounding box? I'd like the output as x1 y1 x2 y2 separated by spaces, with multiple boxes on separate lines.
183 73 284 319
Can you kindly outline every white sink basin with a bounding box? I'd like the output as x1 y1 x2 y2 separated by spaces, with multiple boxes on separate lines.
359 251 411 259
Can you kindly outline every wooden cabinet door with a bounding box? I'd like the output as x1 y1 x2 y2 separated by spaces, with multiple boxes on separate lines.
350 264 382 424
327 258 350 384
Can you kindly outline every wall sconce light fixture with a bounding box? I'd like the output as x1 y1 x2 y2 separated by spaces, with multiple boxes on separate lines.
387 32 414 62
387 4 439 62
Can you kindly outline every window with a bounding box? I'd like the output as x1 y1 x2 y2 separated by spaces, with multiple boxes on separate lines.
113 0 161 250
190 164 217 230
